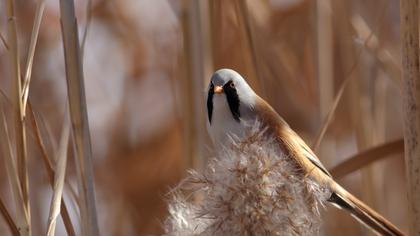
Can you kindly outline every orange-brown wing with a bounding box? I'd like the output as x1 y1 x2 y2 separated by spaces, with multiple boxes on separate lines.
254 96 331 177
279 126 332 177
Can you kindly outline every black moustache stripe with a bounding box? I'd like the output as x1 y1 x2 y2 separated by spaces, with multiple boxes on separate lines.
224 81 240 122
207 83 214 124
207 81 241 124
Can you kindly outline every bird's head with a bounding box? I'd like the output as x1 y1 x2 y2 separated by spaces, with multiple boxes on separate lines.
206 69 256 125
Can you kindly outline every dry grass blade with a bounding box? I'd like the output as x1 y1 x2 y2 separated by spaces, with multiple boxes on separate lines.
0 108 28 236
0 31 9 50
330 139 404 178
46 112 70 236
0 102 19 236
0 196 19 236
6 0 31 234
22 0 46 114
28 103 76 236
59 0 100 235
311 72 352 152
0 93 20 236
311 2 388 153
5 94 75 235
81 0 92 60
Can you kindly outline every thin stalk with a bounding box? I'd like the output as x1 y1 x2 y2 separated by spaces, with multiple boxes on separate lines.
0 93 25 233
311 67 353 152
81 0 92 60
180 0 209 170
0 109 26 236
0 31 9 50
59 1 100 235
46 112 70 236
21 0 46 114
6 0 31 235
316 0 334 122
0 196 19 236
28 102 75 236
315 0 335 168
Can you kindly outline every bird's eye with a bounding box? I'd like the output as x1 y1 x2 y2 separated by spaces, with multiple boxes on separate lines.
229 82 235 88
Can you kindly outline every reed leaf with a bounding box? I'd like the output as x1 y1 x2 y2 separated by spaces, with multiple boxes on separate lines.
330 139 404 178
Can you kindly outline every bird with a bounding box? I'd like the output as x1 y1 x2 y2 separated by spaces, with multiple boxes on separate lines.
205 68 404 236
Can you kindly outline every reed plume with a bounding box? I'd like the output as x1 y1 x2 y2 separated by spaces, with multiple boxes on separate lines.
165 122 330 236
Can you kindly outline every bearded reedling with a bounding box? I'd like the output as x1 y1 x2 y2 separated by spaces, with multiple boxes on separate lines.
205 69 404 236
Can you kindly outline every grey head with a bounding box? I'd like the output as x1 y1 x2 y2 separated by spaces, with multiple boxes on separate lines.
206 68 257 124
206 69 258 145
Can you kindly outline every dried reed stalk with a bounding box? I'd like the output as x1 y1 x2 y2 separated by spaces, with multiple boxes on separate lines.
330 139 404 178
0 109 21 236
316 0 334 121
32 104 79 207
0 196 19 236
22 0 45 113
81 0 92 60
59 0 100 235
27 103 76 236
180 0 209 169
315 0 335 171
0 107 19 235
46 112 70 236
311 69 352 152
179 0 197 169
0 31 9 50
6 0 31 235
400 0 420 234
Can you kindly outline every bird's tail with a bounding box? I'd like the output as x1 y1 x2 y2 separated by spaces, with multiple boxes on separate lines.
329 183 405 236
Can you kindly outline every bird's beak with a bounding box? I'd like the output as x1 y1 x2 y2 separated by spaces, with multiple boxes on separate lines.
214 86 223 94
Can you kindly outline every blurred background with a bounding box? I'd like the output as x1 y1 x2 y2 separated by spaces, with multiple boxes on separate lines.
0 0 406 235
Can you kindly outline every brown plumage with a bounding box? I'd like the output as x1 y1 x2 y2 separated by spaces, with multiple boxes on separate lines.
254 95 404 236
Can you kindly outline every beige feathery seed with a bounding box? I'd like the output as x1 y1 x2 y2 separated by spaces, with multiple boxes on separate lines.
164 122 331 236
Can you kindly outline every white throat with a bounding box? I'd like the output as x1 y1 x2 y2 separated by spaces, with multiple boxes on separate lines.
206 93 255 147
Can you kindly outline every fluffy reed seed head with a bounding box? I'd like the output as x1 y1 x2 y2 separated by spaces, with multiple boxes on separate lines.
165 122 330 236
